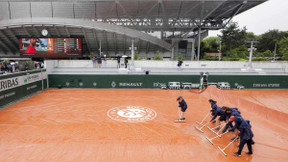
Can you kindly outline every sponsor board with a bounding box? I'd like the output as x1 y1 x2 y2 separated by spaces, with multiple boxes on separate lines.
0 72 47 92
107 106 157 122
253 83 280 88
111 81 143 88
0 91 16 100
153 82 166 88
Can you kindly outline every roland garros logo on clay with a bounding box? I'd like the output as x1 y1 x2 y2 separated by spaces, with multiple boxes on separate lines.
107 106 157 122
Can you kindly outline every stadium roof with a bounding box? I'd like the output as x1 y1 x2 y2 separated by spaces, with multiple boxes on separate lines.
0 0 267 56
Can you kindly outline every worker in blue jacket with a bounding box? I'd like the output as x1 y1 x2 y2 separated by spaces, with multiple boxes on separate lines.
221 107 242 135
209 99 218 112
210 106 225 130
209 99 218 123
177 96 187 120
229 116 254 156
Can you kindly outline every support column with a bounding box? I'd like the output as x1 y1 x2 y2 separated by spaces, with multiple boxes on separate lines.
171 47 174 61
248 41 254 69
171 39 179 60
197 27 201 61
191 39 195 61
131 40 135 67
99 40 102 56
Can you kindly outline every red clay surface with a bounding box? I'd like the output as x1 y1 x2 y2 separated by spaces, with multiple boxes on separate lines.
0 87 288 162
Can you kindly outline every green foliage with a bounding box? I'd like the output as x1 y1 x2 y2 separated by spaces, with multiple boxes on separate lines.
196 37 220 59
252 58 269 61
134 51 142 60
246 32 258 40
176 52 187 61
153 50 163 60
89 52 94 60
200 55 219 61
219 22 247 52
262 50 274 57
279 37 288 60
177 56 187 61
222 58 247 61
202 37 220 53
224 46 248 58
257 30 288 52
107 52 111 59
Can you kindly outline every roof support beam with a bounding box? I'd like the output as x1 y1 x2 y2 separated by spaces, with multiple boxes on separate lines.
123 35 127 54
92 30 99 52
104 30 109 52
0 39 13 54
182 2 201 17
202 1 226 21
7 28 18 44
172 1 183 27
146 3 158 16
146 42 150 54
0 30 18 52
214 2 239 20
114 33 117 54
54 25 61 37
82 28 91 54
32 25 40 37
222 2 245 27
65 26 70 37
0 40 8 54
137 39 141 52
23 26 31 37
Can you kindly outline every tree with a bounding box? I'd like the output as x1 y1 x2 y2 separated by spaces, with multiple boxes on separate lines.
257 30 288 52
246 32 258 41
219 22 247 53
134 51 141 60
225 46 248 58
153 50 163 60
202 37 220 53
279 37 288 60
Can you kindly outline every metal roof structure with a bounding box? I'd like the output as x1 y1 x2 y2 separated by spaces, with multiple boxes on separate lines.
0 0 267 57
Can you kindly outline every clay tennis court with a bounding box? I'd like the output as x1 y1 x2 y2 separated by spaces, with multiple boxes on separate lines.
0 87 287 161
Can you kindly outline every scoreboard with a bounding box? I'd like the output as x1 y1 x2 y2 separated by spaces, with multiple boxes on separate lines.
19 38 82 57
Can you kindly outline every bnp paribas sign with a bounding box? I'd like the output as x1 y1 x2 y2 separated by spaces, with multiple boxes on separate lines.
0 72 47 92
0 78 19 91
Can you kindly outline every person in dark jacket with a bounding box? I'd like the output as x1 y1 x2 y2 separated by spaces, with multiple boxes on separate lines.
117 55 121 68
221 106 242 134
177 96 188 121
210 106 225 130
209 99 218 113
124 58 128 68
96 55 102 68
229 116 254 156
209 99 218 123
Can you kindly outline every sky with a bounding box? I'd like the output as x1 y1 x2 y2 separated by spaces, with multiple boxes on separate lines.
209 0 288 37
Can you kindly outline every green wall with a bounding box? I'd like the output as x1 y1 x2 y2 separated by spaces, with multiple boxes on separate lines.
48 74 288 89
0 70 47 108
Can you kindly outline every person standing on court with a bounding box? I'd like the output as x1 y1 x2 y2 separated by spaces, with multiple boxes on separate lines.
124 57 128 69
117 55 121 68
97 55 102 68
103 55 107 68
177 96 187 121
229 116 254 156
92 56 96 68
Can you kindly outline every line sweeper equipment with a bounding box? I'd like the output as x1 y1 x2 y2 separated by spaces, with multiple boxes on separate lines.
196 111 210 126
195 120 212 133
205 131 228 145
218 137 238 156
207 124 225 137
